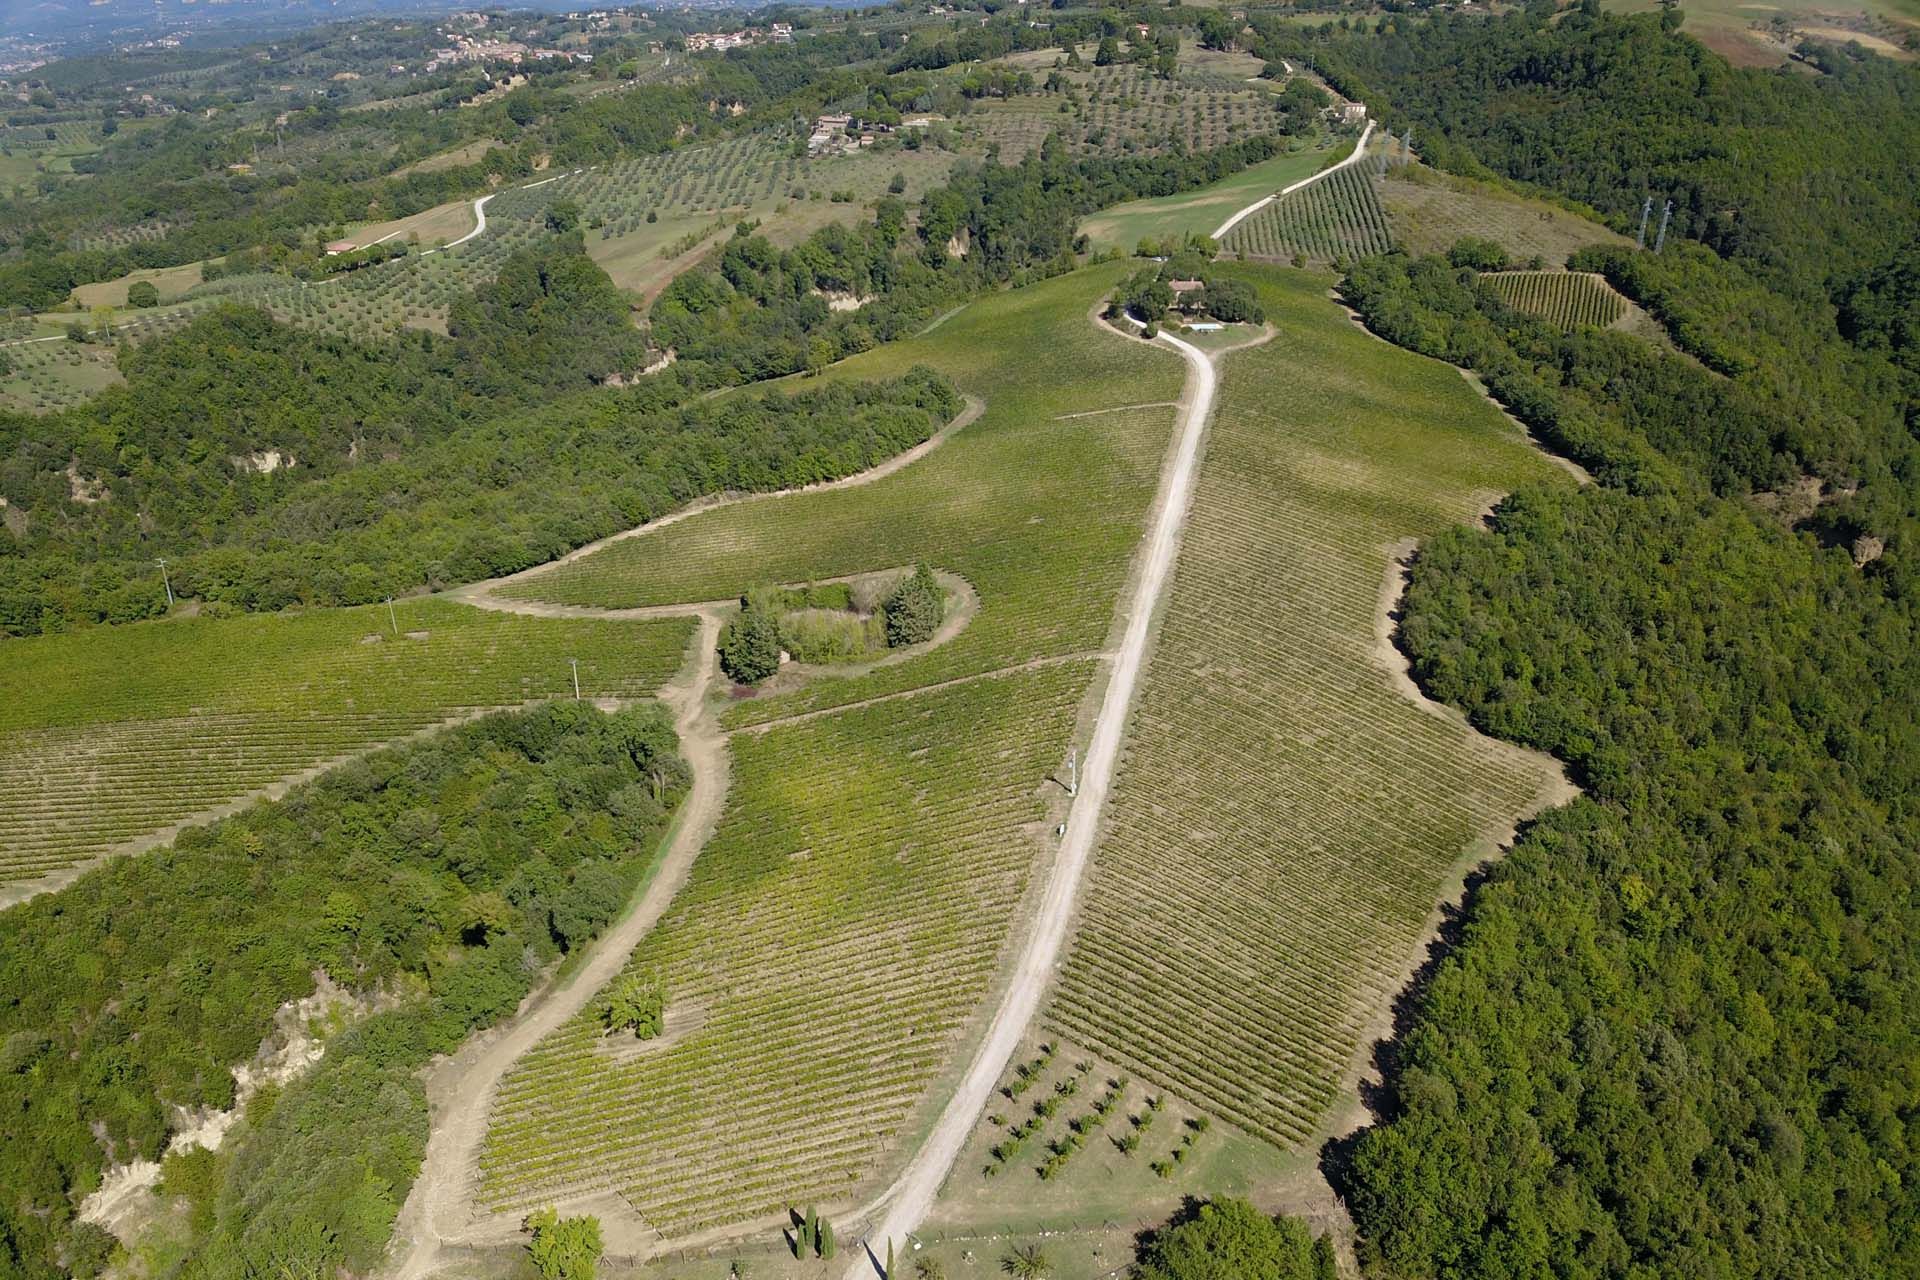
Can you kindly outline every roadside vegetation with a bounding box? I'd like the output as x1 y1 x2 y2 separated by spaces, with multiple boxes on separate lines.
0 702 686 1280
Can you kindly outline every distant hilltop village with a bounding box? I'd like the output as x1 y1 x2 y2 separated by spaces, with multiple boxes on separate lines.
684 23 794 53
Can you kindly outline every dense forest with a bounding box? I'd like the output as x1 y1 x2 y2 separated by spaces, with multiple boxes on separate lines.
0 701 688 1280
1311 9 1920 1274
0 235 962 634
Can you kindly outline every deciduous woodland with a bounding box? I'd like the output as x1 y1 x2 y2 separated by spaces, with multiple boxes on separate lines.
0 703 687 1279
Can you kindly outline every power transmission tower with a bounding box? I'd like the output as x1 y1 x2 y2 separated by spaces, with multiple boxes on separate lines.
1654 198 1673 253
1635 196 1653 248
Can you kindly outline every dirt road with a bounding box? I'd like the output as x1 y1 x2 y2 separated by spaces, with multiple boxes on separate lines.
1211 119 1377 242
388 610 729 1280
842 328 1218 1277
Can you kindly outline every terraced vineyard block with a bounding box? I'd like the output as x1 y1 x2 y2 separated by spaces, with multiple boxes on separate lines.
1481 270 1628 329
0 599 690 889
1048 266 1573 1148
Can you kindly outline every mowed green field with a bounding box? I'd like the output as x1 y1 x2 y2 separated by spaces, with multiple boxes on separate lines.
1078 143 1335 250
1047 266 1575 1152
477 266 1192 1234
0 599 691 892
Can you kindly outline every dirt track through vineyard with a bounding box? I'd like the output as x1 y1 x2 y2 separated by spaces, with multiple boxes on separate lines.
388 392 992 1277
839 321 1233 1278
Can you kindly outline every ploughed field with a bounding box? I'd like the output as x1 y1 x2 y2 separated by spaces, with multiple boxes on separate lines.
474 265 1191 1234
1048 266 1574 1151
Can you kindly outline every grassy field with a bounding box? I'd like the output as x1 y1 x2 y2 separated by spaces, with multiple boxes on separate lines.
1046 266 1574 1157
1378 163 1632 265
0 599 691 892
343 197 480 249
506 266 1186 733
70 260 210 308
1079 142 1336 250
476 265 1192 1236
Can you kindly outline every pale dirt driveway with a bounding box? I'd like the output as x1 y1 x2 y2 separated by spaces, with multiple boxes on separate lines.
841 324 1225 1278
1211 118 1377 242
389 609 728 1280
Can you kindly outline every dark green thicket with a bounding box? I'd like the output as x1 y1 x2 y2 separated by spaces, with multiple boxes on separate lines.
1291 10 1920 1274
0 233 961 635
0 701 687 1280
1328 79 1919 1280
1133 1197 1337 1280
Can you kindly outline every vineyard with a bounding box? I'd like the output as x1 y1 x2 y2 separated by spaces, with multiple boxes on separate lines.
1377 164 1630 266
1047 267 1574 1150
5 128 954 395
474 266 1191 1231
1222 149 1394 263
478 662 1088 1231
1079 143 1332 251
1481 270 1628 328
968 64 1285 162
0 599 691 893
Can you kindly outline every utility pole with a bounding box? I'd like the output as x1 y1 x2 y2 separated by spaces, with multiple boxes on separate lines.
1635 196 1653 248
156 558 173 608
1403 127 1412 163
1654 198 1674 254
570 658 581 700
386 596 398 636
1065 747 1078 797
